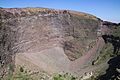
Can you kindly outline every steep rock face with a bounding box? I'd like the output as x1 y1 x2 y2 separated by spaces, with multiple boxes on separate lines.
0 15 16 78
0 8 103 76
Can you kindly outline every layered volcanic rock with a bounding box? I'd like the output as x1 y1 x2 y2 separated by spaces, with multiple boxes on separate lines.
0 8 108 77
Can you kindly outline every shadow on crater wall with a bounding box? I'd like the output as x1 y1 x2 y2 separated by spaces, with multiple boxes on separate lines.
102 35 120 55
98 35 120 80
98 55 120 80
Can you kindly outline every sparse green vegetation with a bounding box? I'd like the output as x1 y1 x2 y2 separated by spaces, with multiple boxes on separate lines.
93 26 120 65
112 26 120 37
93 43 115 65
92 25 120 79
20 67 24 72
6 66 33 80
53 73 76 80
4 65 51 80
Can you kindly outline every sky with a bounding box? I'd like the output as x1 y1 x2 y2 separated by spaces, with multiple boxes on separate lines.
0 0 120 23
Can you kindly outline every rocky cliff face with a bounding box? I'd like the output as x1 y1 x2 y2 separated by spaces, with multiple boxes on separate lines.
0 8 104 77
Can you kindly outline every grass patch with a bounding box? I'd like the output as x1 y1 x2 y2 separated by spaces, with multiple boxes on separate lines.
6 66 33 80
92 43 115 65
53 73 77 80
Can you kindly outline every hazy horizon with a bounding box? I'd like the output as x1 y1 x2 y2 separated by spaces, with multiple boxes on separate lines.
0 0 120 23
